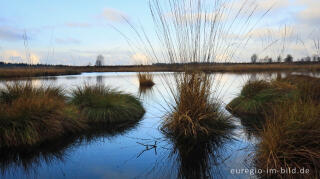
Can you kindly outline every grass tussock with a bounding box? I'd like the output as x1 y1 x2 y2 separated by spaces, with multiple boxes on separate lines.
226 78 298 117
0 83 145 148
256 100 320 178
71 84 145 125
137 73 155 87
0 83 85 148
162 73 234 141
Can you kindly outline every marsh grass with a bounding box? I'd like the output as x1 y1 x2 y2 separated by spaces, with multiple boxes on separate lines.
162 73 234 140
0 82 85 148
233 75 320 178
71 84 145 125
137 73 155 87
255 99 320 178
226 79 298 117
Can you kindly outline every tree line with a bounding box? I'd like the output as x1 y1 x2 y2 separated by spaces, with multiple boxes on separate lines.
251 54 320 63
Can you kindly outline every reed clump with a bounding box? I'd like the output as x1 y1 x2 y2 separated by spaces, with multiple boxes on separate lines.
71 84 145 125
0 83 85 148
162 73 234 141
137 73 155 87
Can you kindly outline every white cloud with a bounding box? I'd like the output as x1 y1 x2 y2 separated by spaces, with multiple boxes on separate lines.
1 50 40 64
131 52 149 65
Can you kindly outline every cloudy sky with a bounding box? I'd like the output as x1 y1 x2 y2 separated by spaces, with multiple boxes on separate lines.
0 0 319 65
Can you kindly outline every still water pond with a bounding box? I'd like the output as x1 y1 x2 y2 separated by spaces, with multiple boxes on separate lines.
1 72 317 179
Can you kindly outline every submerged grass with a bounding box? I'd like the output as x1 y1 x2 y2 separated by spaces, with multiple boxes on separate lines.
137 73 155 87
162 73 234 141
70 84 145 125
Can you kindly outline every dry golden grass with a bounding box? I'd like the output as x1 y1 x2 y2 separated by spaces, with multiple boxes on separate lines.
0 68 80 78
256 100 320 178
137 73 155 87
162 73 234 140
248 76 320 178
1 63 320 79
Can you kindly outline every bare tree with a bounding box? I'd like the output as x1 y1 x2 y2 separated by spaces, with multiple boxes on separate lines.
95 54 104 67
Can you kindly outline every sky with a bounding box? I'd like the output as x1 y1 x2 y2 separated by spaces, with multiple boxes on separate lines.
0 0 320 65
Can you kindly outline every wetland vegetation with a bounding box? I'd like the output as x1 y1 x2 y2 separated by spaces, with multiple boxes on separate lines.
0 82 145 149
1 0 320 178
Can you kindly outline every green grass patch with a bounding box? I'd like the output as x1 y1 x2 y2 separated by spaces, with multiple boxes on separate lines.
226 79 299 118
70 84 145 125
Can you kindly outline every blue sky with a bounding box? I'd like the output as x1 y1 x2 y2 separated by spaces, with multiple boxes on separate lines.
0 0 320 65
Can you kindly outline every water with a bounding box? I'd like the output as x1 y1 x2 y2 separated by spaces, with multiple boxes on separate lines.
0 72 318 179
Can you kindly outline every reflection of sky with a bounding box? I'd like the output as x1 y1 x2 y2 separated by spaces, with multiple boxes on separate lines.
1 72 318 179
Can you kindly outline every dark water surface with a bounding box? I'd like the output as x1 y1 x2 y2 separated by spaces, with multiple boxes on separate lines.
1 72 318 179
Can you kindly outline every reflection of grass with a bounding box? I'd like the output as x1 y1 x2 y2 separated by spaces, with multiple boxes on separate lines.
137 73 155 87
0 121 139 175
162 73 234 141
0 83 85 148
71 84 145 124
164 126 233 179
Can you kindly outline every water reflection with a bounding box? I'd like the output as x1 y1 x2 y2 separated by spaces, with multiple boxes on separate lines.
239 116 265 140
167 135 233 179
138 85 154 98
96 75 103 84
0 122 140 177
